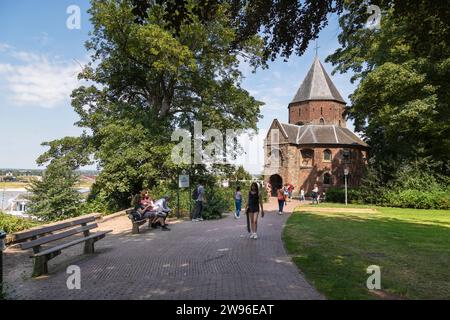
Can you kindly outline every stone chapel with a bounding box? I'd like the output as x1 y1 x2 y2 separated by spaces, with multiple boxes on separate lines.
264 57 369 195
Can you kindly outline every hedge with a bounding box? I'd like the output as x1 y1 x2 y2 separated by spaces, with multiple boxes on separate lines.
0 211 40 233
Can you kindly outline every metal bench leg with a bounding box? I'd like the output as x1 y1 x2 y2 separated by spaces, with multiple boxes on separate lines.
132 223 139 234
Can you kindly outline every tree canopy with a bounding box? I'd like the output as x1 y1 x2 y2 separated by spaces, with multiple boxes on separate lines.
38 0 266 209
326 0 450 179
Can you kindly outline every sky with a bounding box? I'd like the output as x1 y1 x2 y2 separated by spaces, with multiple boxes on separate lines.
0 1 357 174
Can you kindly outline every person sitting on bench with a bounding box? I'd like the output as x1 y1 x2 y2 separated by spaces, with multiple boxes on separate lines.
152 196 171 231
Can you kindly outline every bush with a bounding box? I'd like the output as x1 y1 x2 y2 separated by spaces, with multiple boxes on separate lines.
202 189 230 220
384 189 450 209
0 212 40 233
324 187 362 204
354 164 450 209
81 193 112 216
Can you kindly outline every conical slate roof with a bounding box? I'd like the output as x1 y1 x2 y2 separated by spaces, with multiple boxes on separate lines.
291 57 345 104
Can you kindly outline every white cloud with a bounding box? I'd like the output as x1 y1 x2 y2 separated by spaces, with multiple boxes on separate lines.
0 43 85 108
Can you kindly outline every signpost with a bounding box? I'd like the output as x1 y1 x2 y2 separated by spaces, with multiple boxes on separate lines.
344 168 349 205
178 172 190 219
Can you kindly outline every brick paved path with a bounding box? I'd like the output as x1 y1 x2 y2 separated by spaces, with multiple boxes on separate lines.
4 198 323 300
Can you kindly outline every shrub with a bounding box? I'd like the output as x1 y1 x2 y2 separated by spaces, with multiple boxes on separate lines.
324 187 362 204
81 193 112 216
202 189 230 220
355 163 450 209
0 212 40 233
384 189 450 209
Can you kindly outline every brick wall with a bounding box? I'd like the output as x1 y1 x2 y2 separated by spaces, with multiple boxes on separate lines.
265 144 368 196
288 100 346 127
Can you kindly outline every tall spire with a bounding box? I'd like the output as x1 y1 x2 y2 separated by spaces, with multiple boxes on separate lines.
290 57 345 104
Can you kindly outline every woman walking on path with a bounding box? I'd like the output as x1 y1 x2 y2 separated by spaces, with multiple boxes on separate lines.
234 186 242 219
277 186 286 215
246 182 264 240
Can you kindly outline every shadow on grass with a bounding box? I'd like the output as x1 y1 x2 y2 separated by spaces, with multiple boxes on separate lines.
283 212 450 300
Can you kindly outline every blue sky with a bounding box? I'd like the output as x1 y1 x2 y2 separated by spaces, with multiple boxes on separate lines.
0 1 357 173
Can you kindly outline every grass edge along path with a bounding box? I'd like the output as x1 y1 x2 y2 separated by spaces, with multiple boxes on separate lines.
282 203 450 299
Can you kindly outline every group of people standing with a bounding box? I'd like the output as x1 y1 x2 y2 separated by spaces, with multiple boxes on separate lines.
132 181 324 240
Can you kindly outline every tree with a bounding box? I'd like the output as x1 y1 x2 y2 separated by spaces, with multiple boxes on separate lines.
27 161 82 221
38 0 265 209
233 165 252 181
130 0 345 61
326 0 450 179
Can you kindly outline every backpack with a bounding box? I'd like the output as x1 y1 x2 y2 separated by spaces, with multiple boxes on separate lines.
192 187 199 200
128 209 143 221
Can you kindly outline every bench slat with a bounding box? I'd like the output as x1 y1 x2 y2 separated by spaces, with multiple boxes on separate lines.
20 224 98 250
11 215 99 242
33 230 112 257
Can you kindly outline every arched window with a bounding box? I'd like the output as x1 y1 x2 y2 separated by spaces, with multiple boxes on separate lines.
323 172 332 185
323 149 332 161
319 118 325 125
300 149 314 167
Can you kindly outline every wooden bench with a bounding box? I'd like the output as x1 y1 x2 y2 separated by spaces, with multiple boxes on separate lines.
126 209 153 234
9 214 112 277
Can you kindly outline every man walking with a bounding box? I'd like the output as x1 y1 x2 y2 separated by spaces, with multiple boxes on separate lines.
192 183 205 222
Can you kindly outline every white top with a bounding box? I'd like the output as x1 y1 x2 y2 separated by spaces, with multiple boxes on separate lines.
234 191 242 200
313 187 319 193
300 190 305 196
196 185 205 202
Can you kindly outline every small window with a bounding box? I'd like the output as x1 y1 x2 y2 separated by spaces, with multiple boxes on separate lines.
323 149 332 161
298 108 301 116
321 107 323 115
323 172 332 185
319 118 325 125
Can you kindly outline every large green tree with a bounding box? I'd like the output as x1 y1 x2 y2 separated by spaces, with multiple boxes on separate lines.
326 0 450 179
38 0 265 209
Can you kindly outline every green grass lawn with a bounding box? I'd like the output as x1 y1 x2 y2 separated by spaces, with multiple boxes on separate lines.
283 203 450 299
